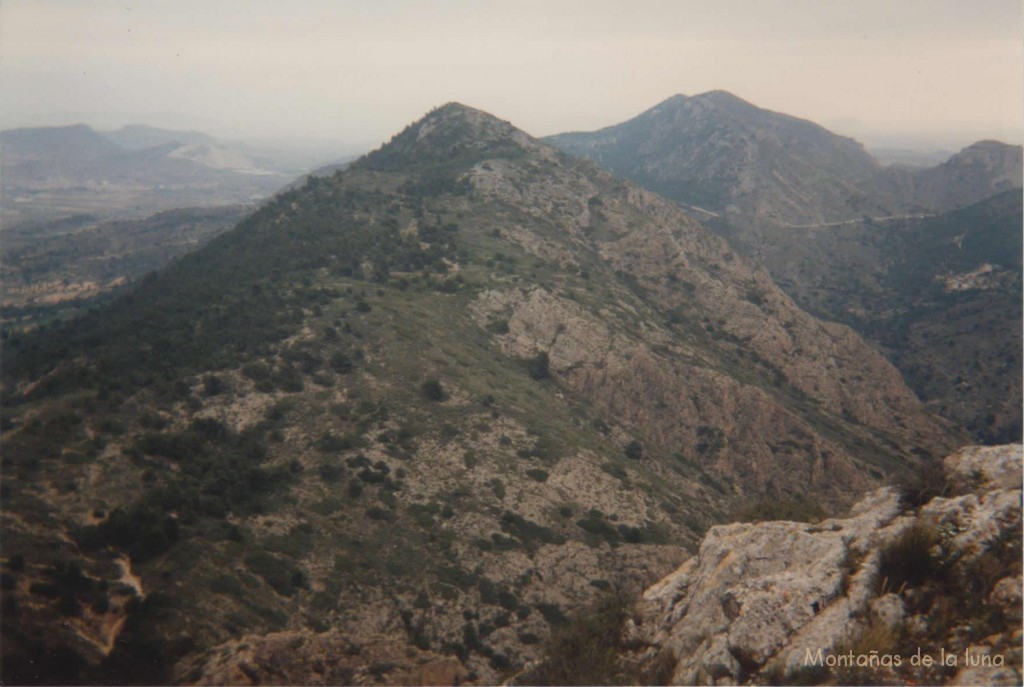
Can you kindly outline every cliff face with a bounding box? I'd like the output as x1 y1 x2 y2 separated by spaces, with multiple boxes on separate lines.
631 444 1023 686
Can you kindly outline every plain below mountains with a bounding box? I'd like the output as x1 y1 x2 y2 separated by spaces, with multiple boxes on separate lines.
0 124 337 227
1 103 961 685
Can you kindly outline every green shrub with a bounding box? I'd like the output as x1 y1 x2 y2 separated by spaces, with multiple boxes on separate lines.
244 550 307 597
521 593 632 685
526 352 550 380
877 522 940 593
421 379 446 401
526 469 549 483
623 440 643 461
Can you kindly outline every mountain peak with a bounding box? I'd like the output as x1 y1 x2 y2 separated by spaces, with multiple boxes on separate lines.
359 102 533 170
694 89 750 106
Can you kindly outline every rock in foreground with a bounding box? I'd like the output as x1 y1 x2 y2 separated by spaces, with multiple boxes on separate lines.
632 444 1022 686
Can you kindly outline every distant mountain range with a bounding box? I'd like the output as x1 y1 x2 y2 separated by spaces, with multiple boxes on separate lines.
0 124 350 227
101 124 219 150
0 124 286 226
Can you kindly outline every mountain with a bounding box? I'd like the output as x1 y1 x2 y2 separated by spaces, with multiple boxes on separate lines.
102 126 358 176
0 103 959 684
2 123 127 161
102 125 293 174
545 92 1022 233
545 91 896 229
546 93 1023 444
1 124 289 227
893 140 1024 211
760 190 1022 443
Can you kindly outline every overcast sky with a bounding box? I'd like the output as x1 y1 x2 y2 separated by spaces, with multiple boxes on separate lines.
1 0 1021 153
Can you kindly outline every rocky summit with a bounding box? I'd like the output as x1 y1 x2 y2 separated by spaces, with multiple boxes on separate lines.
1 103 963 685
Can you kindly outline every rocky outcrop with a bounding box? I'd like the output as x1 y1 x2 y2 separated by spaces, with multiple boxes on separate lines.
633 444 1023 686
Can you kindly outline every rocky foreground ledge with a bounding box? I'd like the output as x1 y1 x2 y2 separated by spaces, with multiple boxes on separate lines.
630 445 1022 686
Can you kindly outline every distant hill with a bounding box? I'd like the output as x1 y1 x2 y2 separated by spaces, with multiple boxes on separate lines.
546 91 896 228
869 147 956 168
101 124 218 150
891 140 1024 211
546 92 1022 233
1 124 289 225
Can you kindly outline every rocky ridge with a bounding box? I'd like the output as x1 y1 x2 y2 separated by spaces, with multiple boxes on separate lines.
630 444 1023 686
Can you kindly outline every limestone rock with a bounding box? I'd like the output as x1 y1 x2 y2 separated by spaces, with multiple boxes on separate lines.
634 446 1023 685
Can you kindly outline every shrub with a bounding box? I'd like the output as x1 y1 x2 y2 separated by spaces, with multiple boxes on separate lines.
242 362 271 381
623 440 643 461
876 522 940 593
891 465 950 509
202 374 226 396
526 469 549 483
244 550 307 597
420 379 446 401
521 593 631 685
329 352 354 373
526 352 550 380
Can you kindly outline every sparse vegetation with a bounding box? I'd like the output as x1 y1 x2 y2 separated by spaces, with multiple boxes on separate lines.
517 592 632 685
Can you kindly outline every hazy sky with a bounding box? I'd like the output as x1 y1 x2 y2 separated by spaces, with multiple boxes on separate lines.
2 0 1022 153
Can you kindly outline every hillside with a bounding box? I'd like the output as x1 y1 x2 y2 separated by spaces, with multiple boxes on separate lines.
1 205 250 327
0 103 959 685
761 191 1022 444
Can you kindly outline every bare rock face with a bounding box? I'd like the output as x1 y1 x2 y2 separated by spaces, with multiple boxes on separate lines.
634 445 1023 686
